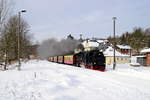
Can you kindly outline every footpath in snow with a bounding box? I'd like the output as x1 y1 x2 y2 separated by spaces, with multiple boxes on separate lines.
0 60 150 100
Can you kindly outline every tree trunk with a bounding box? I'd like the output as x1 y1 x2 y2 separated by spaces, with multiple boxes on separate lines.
4 50 7 70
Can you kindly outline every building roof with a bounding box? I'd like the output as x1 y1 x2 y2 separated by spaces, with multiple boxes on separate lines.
140 48 150 53
82 39 108 48
104 47 130 57
117 45 131 49
82 40 99 48
97 39 108 43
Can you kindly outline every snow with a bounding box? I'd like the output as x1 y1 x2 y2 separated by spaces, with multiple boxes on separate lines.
97 39 108 43
104 47 130 57
0 60 150 100
141 48 150 53
117 45 131 49
82 39 108 48
82 40 99 47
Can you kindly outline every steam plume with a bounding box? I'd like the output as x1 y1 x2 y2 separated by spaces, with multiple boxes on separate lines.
37 38 80 59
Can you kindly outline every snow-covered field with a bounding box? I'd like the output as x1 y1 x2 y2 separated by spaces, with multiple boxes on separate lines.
0 60 150 100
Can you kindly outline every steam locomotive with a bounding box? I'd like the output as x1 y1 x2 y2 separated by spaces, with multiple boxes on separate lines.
48 50 105 71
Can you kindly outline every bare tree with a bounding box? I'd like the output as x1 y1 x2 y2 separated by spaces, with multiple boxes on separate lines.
1 15 31 70
0 0 13 33
0 0 13 70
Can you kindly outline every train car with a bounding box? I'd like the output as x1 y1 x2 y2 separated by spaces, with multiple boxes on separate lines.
48 57 52 62
58 56 64 63
48 50 105 71
64 55 75 65
53 56 58 62
49 57 54 62
48 57 50 61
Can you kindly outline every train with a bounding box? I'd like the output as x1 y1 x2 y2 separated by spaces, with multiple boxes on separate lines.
48 50 106 71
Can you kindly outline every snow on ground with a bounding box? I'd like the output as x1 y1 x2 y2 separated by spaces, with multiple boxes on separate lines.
0 60 150 100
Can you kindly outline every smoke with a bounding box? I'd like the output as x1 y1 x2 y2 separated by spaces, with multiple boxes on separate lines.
37 38 80 58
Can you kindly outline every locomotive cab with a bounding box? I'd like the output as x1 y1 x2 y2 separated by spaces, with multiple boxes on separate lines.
84 50 105 71
91 50 105 71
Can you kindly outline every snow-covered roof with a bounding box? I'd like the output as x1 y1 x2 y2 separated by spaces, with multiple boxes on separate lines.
132 55 146 57
82 39 108 48
82 40 99 48
104 47 130 57
140 48 150 53
117 45 131 49
96 39 108 43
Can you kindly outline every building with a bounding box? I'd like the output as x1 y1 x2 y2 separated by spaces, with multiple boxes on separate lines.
28 44 39 59
116 45 131 55
140 48 150 66
82 39 109 51
131 55 146 66
104 47 130 65
82 39 99 51
82 40 130 65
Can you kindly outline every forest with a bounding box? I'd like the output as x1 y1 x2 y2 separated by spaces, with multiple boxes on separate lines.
108 27 150 53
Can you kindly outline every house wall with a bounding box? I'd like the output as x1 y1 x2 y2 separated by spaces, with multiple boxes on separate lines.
118 49 127 54
105 56 130 65
117 49 131 55
131 55 148 66
147 53 150 67
137 57 147 66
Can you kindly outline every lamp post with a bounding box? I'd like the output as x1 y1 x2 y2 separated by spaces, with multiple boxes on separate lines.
112 17 117 70
18 10 26 70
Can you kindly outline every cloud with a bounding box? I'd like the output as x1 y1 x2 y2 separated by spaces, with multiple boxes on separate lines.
14 0 150 42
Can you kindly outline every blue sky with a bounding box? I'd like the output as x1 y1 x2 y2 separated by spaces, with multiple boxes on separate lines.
14 0 150 42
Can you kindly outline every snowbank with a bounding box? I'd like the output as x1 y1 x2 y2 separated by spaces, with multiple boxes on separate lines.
0 60 150 100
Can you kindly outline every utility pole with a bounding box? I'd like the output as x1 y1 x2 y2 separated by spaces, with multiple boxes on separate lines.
80 34 82 40
17 10 26 70
112 17 117 70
